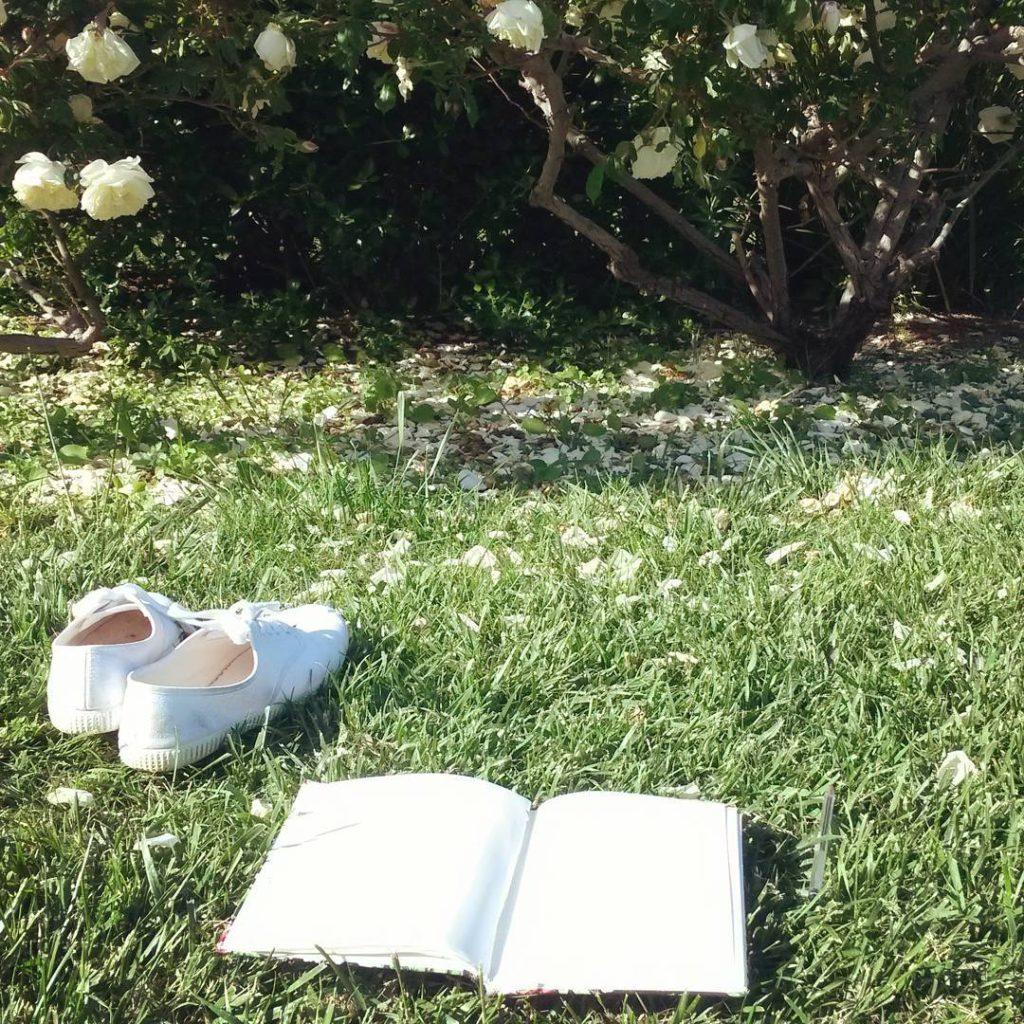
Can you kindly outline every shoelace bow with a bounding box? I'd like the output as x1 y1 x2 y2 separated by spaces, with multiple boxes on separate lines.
177 600 283 645
72 585 280 645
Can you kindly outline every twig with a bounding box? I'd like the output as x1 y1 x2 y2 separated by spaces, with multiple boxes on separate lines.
41 213 107 343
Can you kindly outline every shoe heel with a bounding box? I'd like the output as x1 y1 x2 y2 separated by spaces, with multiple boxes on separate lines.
48 704 121 735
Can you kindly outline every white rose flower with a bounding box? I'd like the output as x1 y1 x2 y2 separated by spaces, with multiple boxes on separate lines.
254 23 296 73
68 93 98 124
65 25 140 84
820 2 843 36
598 0 624 20
565 4 584 27
853 47 874 68
723 24 769 69
485 0 545 54
630 126 681 180
0 2 7 27
12 153 78 212
79 157 155 220
396 56 414 99
366 21 397 63
108 11 132 30
978 105 1018 143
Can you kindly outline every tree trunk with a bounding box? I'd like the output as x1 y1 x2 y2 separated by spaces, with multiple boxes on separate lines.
778 302 884 379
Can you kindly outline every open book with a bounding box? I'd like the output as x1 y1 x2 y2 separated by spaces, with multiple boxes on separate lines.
220 774 747 996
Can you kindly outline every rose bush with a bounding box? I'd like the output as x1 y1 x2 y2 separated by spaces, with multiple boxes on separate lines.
0 1 1021 373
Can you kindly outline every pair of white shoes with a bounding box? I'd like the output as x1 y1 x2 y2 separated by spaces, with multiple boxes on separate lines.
48 583 349 772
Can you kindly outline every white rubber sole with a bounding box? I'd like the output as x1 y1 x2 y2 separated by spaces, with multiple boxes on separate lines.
49 703 120 735
119 732 228 772
118 700 289 773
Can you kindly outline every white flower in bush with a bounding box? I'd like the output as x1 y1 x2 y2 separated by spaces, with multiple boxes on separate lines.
79 157 154 220
396 56 414 99
978 105 1018 143
486 0 545 55
723 24 769 69
65 24 140 83
820 2 844 36
642 49 671 72
631 127 681 180
254 23 296 72
366 21 397 63
12 153 78 212
68 94 98 123
775 40 796 64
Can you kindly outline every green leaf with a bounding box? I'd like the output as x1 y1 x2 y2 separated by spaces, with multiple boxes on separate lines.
585 162 605 205
376 78 397 113
59 444 89 465
521 417 548 435
408 403 436 424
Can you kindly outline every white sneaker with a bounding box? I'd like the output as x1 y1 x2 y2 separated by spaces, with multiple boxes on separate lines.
117 601 349 771
48 583 197 735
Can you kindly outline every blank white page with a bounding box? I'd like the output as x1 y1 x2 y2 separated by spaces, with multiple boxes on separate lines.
221 774 531 974
487 792 746 996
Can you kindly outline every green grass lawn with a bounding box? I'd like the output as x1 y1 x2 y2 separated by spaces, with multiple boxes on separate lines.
2 345 1024 1022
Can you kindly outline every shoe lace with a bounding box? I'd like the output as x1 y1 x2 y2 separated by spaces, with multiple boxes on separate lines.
178 600 283 645
71 583 200 630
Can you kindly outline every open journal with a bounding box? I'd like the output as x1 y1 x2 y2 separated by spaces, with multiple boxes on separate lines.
219 774 747 997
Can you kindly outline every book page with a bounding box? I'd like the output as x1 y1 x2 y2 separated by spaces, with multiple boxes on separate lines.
487 792 746 996
221 774 531 974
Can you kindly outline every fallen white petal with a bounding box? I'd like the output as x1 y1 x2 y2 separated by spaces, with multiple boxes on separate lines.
893 509 912 526
250 797 272 819
460 545 498 570
457 468 485 491
369 565 404 590
936 749 979 789
609 548 642 581
577 556 605 578
134 832 179 851
665 651 699 666
46 787 94 808
383 537 412 560
560 525 598 548
924 571 947 593
765 541 806 565
458 612 481 632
